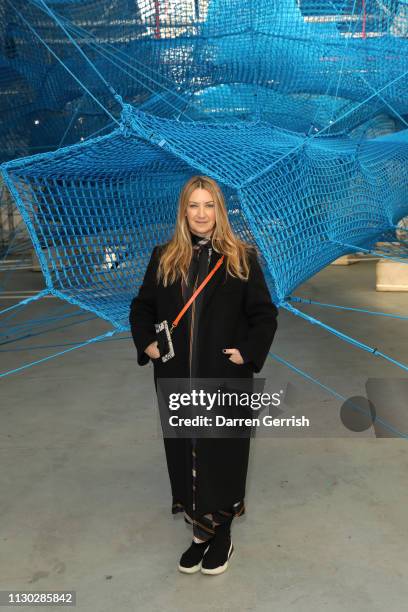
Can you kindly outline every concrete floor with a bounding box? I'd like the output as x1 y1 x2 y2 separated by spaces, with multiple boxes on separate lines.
1 260 408 611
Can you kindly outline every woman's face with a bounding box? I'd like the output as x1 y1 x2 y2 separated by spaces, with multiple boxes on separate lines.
185 187 216 238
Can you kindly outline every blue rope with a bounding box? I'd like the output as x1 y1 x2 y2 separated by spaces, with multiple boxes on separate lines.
34 0 122 106
0 309 88 334
240 65 408 189
0 333 129 353
0 290 50 317
6 0 120 125
0 306 86 331
327 0 359 126
57 96 85 149
0 315 97 347
358 74 408 128
268 351 408 439
0 329 118 378
28 0 196 115
46 9 197 119
331 240 408 263
283 301 408 373
287 296 408 320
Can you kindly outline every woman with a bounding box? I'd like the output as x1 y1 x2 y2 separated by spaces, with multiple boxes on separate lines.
129 175 278 575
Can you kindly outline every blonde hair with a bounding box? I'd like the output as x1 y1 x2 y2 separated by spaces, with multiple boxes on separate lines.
157 175 256 286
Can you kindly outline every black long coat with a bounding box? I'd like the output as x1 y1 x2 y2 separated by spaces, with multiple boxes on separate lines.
129 243 279 516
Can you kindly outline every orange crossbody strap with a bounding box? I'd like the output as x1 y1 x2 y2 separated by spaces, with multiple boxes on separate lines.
170 254 225 333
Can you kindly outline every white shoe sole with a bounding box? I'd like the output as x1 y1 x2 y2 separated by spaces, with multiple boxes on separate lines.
201 542 234 575
178 561 202 574
178 545 210 574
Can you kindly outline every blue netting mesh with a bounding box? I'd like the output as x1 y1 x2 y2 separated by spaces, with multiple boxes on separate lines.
2 0 408 157
1 0 408 333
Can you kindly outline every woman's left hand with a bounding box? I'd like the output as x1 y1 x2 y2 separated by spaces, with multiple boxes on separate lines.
223 348 244 364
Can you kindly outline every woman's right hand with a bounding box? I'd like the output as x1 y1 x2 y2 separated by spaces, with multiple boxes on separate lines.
145 340 160 360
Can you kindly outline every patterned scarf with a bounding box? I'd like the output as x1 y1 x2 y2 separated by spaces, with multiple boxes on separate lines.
183 230 213 300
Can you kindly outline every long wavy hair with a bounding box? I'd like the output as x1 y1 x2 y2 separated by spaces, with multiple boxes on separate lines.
156 175 256 286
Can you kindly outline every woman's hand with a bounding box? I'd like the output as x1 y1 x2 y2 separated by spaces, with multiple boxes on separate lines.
145 340 160 360
222 348 244 364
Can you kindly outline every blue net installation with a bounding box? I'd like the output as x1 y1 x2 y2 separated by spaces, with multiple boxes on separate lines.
1 0 408 379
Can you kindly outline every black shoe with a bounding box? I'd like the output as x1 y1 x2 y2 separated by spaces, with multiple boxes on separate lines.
178 540 210 574
201 523 234 575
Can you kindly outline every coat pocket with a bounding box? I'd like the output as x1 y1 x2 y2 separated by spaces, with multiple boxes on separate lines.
222 350 254 373
223 352 246 368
